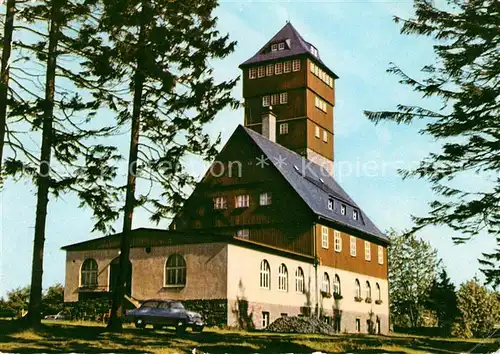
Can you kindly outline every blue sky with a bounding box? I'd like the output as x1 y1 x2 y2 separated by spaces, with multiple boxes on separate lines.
0 0 495 297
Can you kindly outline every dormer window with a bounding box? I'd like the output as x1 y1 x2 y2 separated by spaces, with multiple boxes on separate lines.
310 45 318 57
341 204 346 215
328 198 334 210
271 44 278 52
278 42 285 51
353 210 358 220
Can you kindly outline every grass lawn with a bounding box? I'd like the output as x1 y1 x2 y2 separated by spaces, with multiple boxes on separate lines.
0 319 498 353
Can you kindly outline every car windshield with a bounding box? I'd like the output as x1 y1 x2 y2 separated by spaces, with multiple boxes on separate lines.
170 302 184 310
140 301 159 308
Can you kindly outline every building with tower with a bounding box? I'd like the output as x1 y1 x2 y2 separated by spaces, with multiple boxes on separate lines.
62 23 390 334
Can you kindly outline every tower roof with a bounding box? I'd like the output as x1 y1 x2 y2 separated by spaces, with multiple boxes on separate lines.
239 22 338 79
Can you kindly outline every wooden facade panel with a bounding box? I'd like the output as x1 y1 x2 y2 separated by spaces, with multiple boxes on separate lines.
315 224 388 279
306 59 335 104
242 58 307 98
306 119 334 161
245 89 306 125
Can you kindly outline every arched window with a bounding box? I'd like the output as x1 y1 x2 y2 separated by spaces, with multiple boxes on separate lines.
295 267 305 293
333 274 341 295
278 264 288 292
355 278 361 298
322 273 330 293
366 281 372 299
81 259 98 287
165 254 186 286
376 283 381 301
260 260 270 289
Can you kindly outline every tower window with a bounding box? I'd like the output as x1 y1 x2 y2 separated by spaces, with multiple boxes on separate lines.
323 130 328 142
271 94 279 106
310 45 318 57
258 66 265 78
292 59 301 72
275 62 283 75
315 96 327 112
280 92 288 104
278 42 285 50
280 123 289 135
262 95 270 107
266 64 274 76
271 44 278 52
284 61 291 73
213 196 227 210
236 229 249 239
249 68 257 79
259 192 272 206
315 125 320 138
235 194 250 208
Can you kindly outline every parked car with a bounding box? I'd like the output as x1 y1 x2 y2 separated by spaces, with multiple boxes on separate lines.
44 310 68 320
125 299 204 332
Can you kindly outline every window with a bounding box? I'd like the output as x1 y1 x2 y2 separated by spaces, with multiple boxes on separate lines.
271 43 278 52
315 96 327 112
262 95 270 107
280 123 289 135
249 68 257 79
295 267 305 293
165 254 186 286
259 192 272 206
310 45 318 57
266 64 274 76
315 125 320 138
236 229 249 239
323 130 328 142
271 94 279 105
281 313 288 317
355 278 361 298
278 42 285 50
292 59 300 71
81 259 98 287
376 283 381 301
365 281 372 299
278 263 288 292
327 198 334 210
260 260 270 289
235 194 250 208
275 62 283 75
322 272 330 293
356 318 361 332
340 204 346 215
310 61 315 72
334 230 342 252
262 311 270 328
378 246 384 265
258 66 265 78
321 226 329 248
284 61 291 73
333 274 341 295
280 92 288 104
353 210 358 220
365 241 371 261
350 236 357 256
213 196 227 210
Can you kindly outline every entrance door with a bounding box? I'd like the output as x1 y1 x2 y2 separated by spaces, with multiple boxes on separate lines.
109 257 132 295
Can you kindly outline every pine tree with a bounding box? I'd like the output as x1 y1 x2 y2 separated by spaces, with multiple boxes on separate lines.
364 0 500 286
82 0 239 330
427 268 458 334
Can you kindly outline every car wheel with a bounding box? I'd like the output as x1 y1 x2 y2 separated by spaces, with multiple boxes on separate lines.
193 325 204 332
176 321 186 334
135 319 145 329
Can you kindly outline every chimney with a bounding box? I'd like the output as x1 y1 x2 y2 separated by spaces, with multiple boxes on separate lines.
261 106 277 142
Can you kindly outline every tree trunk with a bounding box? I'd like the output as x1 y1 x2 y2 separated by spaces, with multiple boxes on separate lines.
0 0 15 177
106 8 146 331
26 0 61 327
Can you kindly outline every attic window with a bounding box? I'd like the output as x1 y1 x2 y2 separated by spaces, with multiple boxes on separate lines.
271 44 278 52
328 198 334 210
353 210 358 220
310 45 318 57
278 42 285 51
341 204 346 215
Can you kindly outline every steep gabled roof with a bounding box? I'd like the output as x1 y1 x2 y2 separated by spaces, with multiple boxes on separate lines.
239 22 338 79
239 125 387 242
